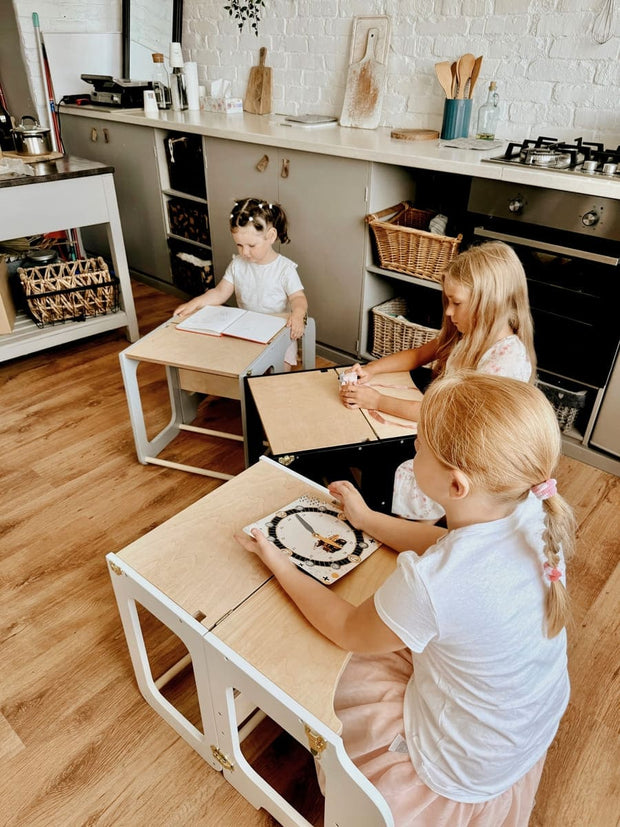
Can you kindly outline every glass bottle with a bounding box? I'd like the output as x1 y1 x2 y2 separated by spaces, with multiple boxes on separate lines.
0 97 14 151
476 82 500 141
151 53 171 110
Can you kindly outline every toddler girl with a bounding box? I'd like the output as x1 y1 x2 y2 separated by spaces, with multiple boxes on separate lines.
341 241 536 518
175 197 308 365
237 371 575 826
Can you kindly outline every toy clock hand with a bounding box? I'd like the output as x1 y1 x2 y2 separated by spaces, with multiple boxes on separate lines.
293 513 343 550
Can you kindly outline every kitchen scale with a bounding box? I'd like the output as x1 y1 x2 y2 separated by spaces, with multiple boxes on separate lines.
243 494 381 584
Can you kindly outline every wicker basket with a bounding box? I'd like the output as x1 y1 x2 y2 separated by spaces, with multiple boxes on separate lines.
17 257 119 327
366 201 462 282
371 297 439 358
536 379 588 433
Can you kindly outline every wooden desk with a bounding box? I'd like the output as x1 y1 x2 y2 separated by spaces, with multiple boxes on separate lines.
245 368 421 511
107 458 396 825
119 318 316 478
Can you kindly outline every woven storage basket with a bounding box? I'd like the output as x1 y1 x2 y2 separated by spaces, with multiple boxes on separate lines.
371 297 439 358
366 201 462 282
536 379 587 433
17 257 119 327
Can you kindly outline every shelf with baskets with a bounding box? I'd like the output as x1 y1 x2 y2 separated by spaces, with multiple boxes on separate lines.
156 132 214 298
0 160 139 363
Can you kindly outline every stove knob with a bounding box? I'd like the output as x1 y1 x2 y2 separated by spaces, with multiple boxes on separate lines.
582 210 600 227
508 197 524 214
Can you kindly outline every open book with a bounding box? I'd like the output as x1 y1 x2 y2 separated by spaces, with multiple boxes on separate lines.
176 305 286 344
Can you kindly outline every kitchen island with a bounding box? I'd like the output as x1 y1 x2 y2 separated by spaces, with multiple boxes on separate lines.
0 156 139 362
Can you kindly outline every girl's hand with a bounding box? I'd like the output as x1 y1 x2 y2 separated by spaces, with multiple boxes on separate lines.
174 294 208 319
349 362 373 384
234 528 282 571
340 382 382 410
287 311 306 340
328 481 372 530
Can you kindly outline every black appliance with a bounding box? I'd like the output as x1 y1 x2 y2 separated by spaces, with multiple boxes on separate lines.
466 147 620 470
80 75 150 108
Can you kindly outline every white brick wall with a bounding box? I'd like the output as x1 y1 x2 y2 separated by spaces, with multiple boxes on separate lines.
13 0 620 145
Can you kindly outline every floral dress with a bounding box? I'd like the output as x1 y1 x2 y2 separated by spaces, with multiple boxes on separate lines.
391 336 532 520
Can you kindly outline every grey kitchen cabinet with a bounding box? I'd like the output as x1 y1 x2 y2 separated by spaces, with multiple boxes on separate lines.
60 114 171 284
204 136 370 359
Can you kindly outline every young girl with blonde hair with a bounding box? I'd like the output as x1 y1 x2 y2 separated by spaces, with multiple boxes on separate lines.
237 371 575 826
341 241 536 518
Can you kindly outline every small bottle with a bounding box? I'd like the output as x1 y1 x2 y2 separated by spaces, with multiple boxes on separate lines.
476 82 499 141
151 53 171 110
170 67 188 111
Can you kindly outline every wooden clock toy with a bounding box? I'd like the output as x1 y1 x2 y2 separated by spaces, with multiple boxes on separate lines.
244 495 381 584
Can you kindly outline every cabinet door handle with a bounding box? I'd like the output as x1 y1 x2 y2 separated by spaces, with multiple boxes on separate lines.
103 128 110 143
90 128 98 142
280 158 290 179
256 154 269 172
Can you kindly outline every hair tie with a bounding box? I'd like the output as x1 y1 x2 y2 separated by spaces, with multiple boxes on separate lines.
229 213 234 219
258 202 263 208
269 203 273 209
248 216 254 222
543 562 562 583
531 478 557 500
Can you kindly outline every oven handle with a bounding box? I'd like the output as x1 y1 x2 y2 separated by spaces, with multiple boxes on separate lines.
473 226 619 267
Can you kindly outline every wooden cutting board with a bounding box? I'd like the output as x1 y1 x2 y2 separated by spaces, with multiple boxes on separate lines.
339 27 387 129
243 46 272 115
390 129 439 142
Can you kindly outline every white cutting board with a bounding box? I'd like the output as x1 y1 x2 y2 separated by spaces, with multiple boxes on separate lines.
339 15 391 130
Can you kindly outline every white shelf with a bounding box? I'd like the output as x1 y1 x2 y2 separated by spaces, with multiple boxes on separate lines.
162 188 208 204
0 310 135 363
167 233 212 252
366 264 443 291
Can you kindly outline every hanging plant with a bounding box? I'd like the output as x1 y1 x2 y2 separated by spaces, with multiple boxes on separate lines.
224 0 266 35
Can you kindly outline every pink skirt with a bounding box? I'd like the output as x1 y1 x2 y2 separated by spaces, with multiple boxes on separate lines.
333 650 546 827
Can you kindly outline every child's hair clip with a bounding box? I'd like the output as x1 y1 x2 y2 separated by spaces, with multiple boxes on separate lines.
258 202 264 208
248 216 254 222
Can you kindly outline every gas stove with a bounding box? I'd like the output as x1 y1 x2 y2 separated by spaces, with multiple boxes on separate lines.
483 136 620 179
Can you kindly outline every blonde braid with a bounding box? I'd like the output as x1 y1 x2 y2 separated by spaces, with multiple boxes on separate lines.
541 494 576 638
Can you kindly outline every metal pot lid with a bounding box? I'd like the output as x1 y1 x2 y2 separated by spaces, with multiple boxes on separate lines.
25 248 58 263
12 115 50 135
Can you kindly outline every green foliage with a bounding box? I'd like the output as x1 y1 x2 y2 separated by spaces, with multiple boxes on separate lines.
223 0 266 35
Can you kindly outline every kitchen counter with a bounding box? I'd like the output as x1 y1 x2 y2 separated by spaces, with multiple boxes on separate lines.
60 104 620 200
0 155 114 188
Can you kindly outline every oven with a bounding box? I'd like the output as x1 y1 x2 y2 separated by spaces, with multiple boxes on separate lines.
466 174 620 469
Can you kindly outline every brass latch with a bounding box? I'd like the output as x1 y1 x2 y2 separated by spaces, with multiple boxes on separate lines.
304 724 326 758
210 745 234 771
108 560 122 576
278 454 296 466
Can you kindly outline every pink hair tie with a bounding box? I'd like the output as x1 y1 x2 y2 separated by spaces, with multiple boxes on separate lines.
543 562 562 583
531 478 557 500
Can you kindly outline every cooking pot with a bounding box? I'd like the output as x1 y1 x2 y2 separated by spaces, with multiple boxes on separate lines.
11 115 52 156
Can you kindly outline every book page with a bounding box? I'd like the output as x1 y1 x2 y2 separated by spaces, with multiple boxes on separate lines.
176 305 247 336
224 310 286 344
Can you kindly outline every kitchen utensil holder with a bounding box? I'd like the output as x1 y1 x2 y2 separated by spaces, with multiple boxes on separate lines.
440 98 472 140
371 297 439 358
366 201 462 282
17 257 119 327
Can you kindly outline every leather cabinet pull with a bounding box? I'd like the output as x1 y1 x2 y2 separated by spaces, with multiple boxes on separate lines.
256 154 269 172
280 158 290 179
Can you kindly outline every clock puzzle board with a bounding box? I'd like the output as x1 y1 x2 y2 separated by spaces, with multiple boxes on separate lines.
244 494 381 584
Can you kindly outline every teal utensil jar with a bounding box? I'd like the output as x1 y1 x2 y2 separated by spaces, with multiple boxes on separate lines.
440 99 472 140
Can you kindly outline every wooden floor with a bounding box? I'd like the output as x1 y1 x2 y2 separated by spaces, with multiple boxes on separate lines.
1 281 618 826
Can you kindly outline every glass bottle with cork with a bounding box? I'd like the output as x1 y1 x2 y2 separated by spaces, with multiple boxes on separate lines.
151 53 171 110
476 81 500 141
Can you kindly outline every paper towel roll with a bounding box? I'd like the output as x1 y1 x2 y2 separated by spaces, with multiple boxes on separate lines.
184 61 200 111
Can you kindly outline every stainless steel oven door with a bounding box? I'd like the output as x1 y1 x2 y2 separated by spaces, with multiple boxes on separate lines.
473 227 620 389
591 349 620 458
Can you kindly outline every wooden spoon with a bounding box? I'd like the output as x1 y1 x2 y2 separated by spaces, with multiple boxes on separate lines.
434 61 453 98
455 53 476 99
467 55 483 98
450 61 458 98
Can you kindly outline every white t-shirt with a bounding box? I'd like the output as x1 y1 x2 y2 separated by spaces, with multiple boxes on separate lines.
375 494 570 803
223 254 304 314
392 335 533 519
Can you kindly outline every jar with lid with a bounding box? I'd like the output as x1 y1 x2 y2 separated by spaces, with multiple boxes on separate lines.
476 82 500 141
151 53 171 110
